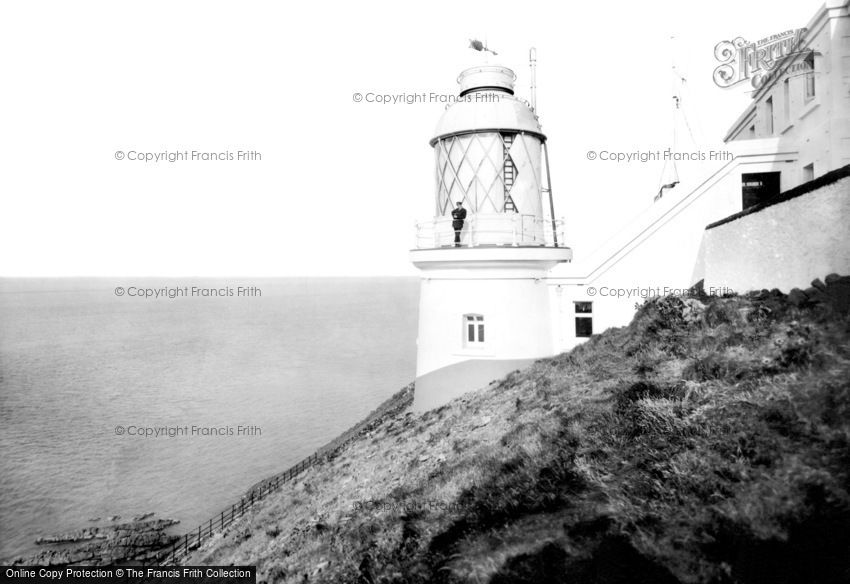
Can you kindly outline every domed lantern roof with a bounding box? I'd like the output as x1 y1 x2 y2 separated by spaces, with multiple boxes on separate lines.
431 65 545 145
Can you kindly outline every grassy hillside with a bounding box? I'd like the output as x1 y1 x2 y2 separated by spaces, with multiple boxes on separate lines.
189 286 850 584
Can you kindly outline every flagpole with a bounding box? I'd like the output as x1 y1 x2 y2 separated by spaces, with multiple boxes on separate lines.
543 141 559 248
655 34 681 202
529 47 537 112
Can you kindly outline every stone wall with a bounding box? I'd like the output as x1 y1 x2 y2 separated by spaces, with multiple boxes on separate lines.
702 168 850 293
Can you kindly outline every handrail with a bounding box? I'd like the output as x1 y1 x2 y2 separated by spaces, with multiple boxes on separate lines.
547 154 754 285
138 384 415 566
414 214 565 249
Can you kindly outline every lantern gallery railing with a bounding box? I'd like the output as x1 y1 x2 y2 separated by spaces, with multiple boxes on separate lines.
414 214 565 249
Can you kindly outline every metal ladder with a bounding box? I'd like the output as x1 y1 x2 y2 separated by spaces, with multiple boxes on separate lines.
503 134 517 212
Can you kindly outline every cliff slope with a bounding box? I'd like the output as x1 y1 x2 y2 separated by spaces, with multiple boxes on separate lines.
190 280 850 584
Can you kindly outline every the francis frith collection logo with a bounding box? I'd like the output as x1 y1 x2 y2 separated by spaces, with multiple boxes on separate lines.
713 28 810 90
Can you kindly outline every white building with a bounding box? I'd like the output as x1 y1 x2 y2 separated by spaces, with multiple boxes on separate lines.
549 0 850 353
410 65 571 411
411 0 850 410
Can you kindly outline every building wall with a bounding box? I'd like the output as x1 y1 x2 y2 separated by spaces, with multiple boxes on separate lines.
726 0 850 186
412 357 536 412
702 174 850 292
546 2 849 355
548 151 796 352
415 268 555 378
412 263 562 411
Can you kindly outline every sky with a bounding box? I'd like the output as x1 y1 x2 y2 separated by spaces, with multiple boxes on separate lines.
0 0 819 276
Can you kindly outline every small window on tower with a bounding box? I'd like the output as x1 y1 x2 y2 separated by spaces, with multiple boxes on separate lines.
574 302 593 338
464 314 485 345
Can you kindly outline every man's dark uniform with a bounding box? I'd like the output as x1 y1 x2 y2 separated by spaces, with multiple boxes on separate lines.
451 205 467 247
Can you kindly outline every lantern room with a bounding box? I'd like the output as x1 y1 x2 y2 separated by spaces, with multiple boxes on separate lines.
415 65 559 248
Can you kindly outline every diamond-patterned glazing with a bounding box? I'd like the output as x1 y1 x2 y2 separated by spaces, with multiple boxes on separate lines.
434 132 543 219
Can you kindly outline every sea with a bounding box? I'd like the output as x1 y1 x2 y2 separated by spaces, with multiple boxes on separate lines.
0 278 419 561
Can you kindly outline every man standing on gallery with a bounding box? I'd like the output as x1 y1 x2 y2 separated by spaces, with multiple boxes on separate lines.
451 201 467 247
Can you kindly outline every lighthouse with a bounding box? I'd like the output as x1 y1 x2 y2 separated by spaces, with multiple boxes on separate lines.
411 62 572 411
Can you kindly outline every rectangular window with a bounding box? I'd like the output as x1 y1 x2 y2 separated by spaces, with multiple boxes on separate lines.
464 314 484 345
765 96 774 135
575 317 593 338
804 52 815 101
574 302 593 338
741 171 780 209
783 78 790 123
803 163 814 183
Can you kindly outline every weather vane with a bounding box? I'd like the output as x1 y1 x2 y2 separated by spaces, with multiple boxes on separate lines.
468 39 497 56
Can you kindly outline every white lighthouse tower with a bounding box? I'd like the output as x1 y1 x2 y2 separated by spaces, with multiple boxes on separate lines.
411 61 572 411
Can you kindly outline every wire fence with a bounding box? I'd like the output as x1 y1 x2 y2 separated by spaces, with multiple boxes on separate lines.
137 384 415 566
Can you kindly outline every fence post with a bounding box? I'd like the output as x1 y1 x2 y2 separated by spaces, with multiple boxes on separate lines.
160 441 380 565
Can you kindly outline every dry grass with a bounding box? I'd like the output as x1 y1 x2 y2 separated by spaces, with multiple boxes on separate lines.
188 291 850 584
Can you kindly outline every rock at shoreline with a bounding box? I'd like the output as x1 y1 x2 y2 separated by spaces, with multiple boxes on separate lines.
15 517 180 566
132 512 155 522
36 528 105 545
